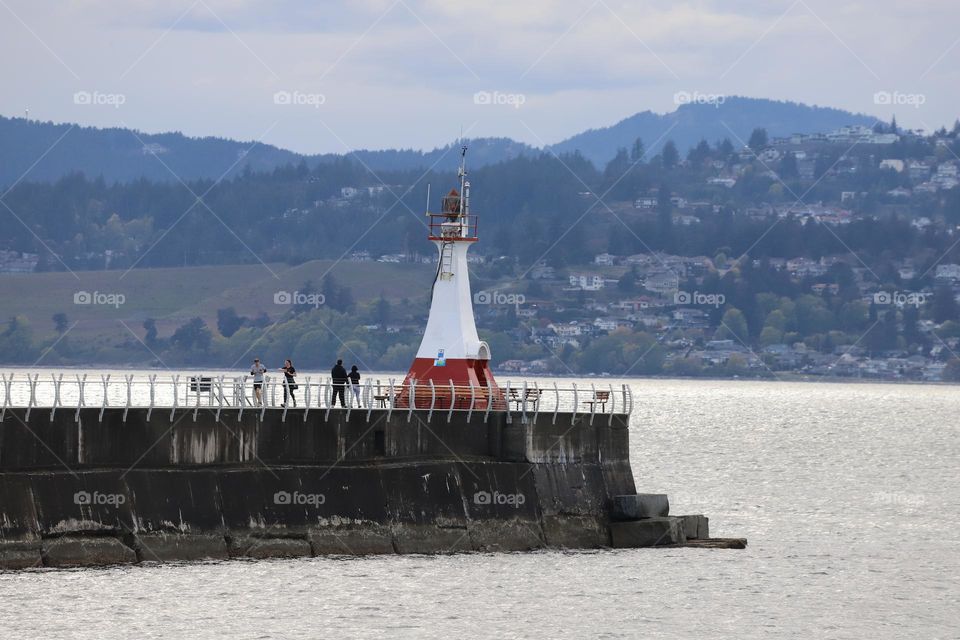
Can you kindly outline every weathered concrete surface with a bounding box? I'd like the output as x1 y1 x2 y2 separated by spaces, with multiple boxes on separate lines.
42 536 137 567
611 494 670 520
610 518 686 548
308 526 396 555
134 533 229 562
0 408 684 568
228 535 313 559
679 515 709 540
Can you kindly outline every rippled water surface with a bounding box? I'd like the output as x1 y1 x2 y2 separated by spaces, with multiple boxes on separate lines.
1 378 957 639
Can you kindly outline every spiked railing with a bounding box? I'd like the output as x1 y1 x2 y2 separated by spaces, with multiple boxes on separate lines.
0 373 632 423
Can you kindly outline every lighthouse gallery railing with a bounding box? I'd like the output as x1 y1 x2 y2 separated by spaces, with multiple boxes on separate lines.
0 373 632 423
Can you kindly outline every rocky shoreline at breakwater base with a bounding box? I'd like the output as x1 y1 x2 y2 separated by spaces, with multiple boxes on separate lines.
0 407 742 569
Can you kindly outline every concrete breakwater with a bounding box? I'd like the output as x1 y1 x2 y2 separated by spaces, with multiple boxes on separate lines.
0 405 656 569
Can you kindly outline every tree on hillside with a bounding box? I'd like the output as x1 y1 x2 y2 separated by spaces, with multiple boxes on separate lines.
661 140 679 169
171 317 212 352
748 128 768 151
143 318 158 346
715 308 749 342
932 285 959 323
630 138 645 162
217 307 245 338
52 312 69 334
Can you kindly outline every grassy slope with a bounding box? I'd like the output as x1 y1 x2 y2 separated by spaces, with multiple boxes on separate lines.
0 261 434 339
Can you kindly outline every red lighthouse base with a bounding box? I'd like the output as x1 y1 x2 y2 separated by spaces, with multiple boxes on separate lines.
396 358 505 410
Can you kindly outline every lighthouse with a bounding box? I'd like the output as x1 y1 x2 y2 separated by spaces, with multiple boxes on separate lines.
400 146 502 407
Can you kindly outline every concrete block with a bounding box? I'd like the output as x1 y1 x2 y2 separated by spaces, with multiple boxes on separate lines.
611 494 669 520
392 524 471 554
0 542 42 570
679 515 709 540
309 527 395 555
134 533 229 562
467 519 545 552
42 536 137 567
542 515 605 549
610 517 685 548
228 536 312 559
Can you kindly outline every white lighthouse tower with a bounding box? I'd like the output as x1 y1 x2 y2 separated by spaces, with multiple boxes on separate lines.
401 146 501 406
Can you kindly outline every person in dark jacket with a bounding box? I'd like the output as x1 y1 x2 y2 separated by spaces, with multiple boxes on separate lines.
331 359 348 407
279 359 297 407
348 365 361 407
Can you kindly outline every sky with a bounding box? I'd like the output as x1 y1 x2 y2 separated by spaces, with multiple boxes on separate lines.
1 0 958 154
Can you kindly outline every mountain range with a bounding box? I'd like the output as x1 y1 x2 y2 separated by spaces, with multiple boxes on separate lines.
0 97 879 187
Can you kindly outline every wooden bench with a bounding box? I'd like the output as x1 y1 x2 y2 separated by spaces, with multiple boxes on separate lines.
509 387 542 410
582 390 610 412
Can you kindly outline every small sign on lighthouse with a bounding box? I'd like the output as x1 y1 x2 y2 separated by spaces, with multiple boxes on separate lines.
434 349 446 367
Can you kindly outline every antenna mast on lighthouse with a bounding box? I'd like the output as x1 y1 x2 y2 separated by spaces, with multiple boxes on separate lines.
399 145 502 408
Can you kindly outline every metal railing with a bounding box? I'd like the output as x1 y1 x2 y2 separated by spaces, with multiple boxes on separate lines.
0 373 633 423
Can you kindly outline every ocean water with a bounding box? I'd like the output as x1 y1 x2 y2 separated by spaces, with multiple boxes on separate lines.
0 377 957 639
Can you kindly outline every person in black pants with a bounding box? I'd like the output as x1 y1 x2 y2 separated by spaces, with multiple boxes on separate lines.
348 365 362 407
279 359 297 407
331 359 348 407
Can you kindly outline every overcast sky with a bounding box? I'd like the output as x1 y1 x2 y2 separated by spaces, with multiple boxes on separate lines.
1 0 957 154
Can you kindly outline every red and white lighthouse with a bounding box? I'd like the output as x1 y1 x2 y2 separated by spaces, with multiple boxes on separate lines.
400 146 501 406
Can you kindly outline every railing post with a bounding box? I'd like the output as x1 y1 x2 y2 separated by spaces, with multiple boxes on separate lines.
345 376 353 421
74 374 87 423
281 377 289 422
1 374 11 422
50 373 62 420
193 375 201 422
447 379 455 423
407 380 415 423
504 381 512 425
427 380 436 422
387 377 395 421
303 376 311 419
571 382 578 423
25 373 38 421
588 383 596 425
147 374 156 421
532 381 541 423
521 380 528 423
123 374 133 423
483 379 493 423
238 376 246 421
608 383 615 426
98 374 110 423
260 375 268 421
552 382 559 425
324 377 332 422
170 374 179 422
216 375 224 421
365 379 373 422
467 382 476 423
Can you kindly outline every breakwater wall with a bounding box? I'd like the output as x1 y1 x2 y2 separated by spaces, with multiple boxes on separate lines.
0 407 640 568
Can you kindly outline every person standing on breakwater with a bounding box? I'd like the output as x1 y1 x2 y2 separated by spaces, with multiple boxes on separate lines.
279 359 297 407
250 358 267 406
331 359 348 407
348 365 362 407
